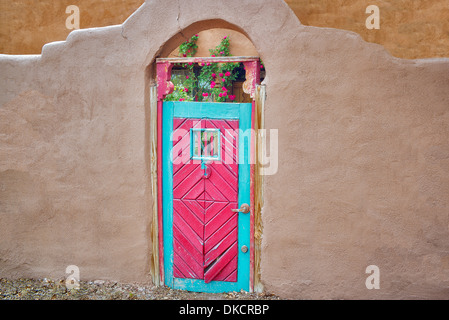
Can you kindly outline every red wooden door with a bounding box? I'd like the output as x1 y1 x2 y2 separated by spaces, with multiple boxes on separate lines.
172 118 239 283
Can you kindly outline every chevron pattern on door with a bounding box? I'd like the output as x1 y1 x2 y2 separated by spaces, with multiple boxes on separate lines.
173 118 204 280
172 117 239 283
203 119 239 283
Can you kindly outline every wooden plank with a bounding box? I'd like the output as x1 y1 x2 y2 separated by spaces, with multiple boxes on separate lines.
150 85 160 286
173 168 204 199
174 200 204 237
204 242 238 283
243 60 261 99
204 201 228 223
173 226 204 266
207 171 237 202
214 256 238 282
209 165 238 192
235 102 252 292
202 180 228 202
250 99 256 292
183 179 206 201
253 85 266 293
157 99 164 285
173 209 204 253
209 175 236 202
173 162 198 188
173 248 203 279
204 228 238 267
172 118 193 169
157 61 174 100
157 56 259 64
173 102 240 120
183 199 206 223
205 208 237 243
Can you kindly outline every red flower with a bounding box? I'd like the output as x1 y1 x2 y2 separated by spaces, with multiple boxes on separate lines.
211 54 215 57
211 73 216 78
202 92 209 97
229 95 236 101
184 88 188 92
219 73 224 77
179 98 185 101
186 75 189 79
222 87 227 91
225 71 231 77
222 78 226 82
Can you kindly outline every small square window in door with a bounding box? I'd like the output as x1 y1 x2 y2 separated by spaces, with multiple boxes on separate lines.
191 128 221 161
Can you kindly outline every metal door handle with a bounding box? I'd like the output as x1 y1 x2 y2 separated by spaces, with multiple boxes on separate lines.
231 203 250 214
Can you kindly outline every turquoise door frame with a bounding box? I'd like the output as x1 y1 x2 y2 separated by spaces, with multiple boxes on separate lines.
162 101 252 293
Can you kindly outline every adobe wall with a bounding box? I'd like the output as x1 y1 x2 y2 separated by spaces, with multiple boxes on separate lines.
1 0 448 299
168 28 259 58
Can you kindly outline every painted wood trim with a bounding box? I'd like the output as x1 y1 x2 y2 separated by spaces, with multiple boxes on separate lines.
155 57 261 292
162 101 174 287
190 128 222 161
157 62 174 100
149 85 160 286
156 56 260 64
157 99 165 284
173 101 240 119
243 60 261 99
253 84 266 293
236 102 252 293
250 100 256 292
162 101 252 293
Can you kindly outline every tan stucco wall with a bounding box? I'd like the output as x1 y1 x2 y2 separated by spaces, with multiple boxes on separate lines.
1 0 449 59
168 29 259 58
1 0 448 299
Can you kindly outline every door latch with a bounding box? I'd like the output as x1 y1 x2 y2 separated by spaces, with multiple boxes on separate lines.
231 203 250 214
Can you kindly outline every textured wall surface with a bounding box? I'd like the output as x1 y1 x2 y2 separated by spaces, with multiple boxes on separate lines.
1 0 448 299
0 0 144 55
168 28 258 58
285 0 449 59
1 0 449 58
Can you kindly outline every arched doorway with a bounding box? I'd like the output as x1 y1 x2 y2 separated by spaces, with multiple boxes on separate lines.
154 55 263 293
147 22 267 292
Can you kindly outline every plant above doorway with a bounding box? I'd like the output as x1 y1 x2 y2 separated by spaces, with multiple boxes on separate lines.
179 34 199 57
165 35 240 103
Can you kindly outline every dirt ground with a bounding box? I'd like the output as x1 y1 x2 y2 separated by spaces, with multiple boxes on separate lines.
0 278 280 300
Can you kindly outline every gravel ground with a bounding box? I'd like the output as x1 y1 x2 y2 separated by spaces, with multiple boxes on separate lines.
0 278 280 300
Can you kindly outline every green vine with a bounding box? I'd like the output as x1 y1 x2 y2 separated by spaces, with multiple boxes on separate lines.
165 35 241 102
179 34 199 57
